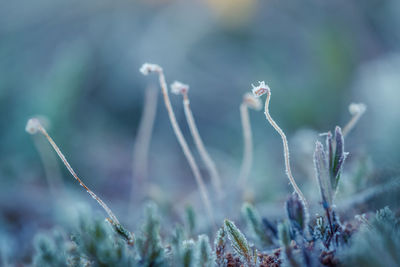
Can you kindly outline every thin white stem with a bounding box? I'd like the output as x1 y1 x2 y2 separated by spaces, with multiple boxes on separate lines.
131 87 158 183
342 116 359 137
154 70 216 227
35 123 120 225
182 92 222 198
263 91 309 211
238 103 253 186
342 104 366 137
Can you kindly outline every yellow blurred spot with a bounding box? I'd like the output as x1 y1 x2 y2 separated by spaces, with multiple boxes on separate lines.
206 0 257 27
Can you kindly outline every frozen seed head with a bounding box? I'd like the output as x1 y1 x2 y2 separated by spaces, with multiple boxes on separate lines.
349 102 366 115
139 63 162 75
25 118 42 134
170 81 189 95
243 93 262 110
251 81 270 97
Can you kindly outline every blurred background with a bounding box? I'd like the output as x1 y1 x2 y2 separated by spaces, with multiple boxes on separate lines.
1 0 400 264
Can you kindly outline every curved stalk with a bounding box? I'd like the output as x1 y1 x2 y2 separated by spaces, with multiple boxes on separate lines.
252 82 308 213
342 103 366 137
140 64 216 227
26 118 120 225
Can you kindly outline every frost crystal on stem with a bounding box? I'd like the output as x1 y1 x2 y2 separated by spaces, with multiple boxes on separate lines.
26 118 42 134
171 81 189 95
251 81 270 97
140 63 163 75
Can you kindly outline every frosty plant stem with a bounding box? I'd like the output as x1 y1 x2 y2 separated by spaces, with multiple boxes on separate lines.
238 93 262 186
251 82 308 210
132 86 158 183
26 118 134 244
171 81 222 198
342 103 366 137
130 86 158 213
25 119 120 225
140 64 215 227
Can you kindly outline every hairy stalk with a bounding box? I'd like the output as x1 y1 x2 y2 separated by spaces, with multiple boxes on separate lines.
251 82 308 213
26 118 121 225
140 64 215 227
238 93 261 186
171 81 222 198
342 103 366 137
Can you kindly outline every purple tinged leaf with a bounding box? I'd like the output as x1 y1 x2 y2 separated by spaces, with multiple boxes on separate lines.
333 152 349 191
314 141 333 208
333 127 344 178
285 193 306 232
262 218 277 238
325 131 333 175
332 127 348 191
